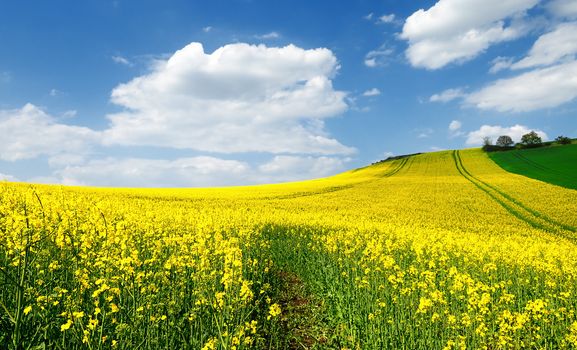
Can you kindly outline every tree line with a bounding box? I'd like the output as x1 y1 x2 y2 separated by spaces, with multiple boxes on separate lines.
482 132 572 152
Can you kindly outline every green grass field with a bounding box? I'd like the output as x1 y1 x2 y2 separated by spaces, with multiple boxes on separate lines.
488 143 577 190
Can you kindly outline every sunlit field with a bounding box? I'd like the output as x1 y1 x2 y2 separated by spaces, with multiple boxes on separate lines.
2 149 577 349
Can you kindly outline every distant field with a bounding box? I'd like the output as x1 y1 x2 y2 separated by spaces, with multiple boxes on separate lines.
488 143 577 191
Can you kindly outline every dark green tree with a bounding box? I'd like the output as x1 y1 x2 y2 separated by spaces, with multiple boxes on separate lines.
496 135 514 147
520 131 542 146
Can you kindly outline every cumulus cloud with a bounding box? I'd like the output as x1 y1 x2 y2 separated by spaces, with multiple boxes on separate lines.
466 124 548 145
463 22 577 112
430 88 466 102
466 60 577 112
58 156 251 187
57 155 349 187
362 88 381 97
449 120 462 131
0 42 356 187
449 120 465 137
548 0 577 18
0 104 99 161
511 22 577 69
364 44 395 67
400 0 539 69
257 155 349 183
103 42 353 155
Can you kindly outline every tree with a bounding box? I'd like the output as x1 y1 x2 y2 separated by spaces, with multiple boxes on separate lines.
520 131 542 147
556 135 572 145
481 136 494 152
496 135 514 147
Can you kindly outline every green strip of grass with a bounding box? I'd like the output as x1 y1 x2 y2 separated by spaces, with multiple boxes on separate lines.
488 143 577 191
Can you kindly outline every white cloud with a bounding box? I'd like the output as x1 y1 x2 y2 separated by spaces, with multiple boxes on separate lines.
61 110 78 118
0 172 18 182
362 88 381 97
0 104 99 161
48 154 87 168
511 22 577 69
489 56 514 73
448 120 465 137
466 124 548 145
257 155 349 183
364 13 374 20
364 58 377 67
58 156 250 187
57 155 349 187
255 32 280 40
202 26 213 33
112 55 133 66
449 120 462 131
378 14 396 23
103 42 353 155
364 44 394 67
400 0 539 69
548 0 577 18
466 60 577 112
430 88 466 102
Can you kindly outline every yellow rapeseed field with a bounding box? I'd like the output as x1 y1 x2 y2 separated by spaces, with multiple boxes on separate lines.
1 149 577 349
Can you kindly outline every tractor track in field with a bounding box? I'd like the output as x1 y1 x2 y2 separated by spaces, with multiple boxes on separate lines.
452 150 577 244
512 151 569 177
271 156 412 200
378 156 411 178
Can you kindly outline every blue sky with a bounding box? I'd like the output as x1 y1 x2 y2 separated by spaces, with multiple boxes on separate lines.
1 0 576 187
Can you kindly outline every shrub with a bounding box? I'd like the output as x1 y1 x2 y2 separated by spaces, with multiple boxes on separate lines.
555 136 572 145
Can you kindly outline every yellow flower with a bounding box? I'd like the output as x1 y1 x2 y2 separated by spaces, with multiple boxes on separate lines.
201 337 217 350
110 303 119 313
60 319 73 332
417 297 432 314
88 318 99 330
267 303 281 320
23 305 32 315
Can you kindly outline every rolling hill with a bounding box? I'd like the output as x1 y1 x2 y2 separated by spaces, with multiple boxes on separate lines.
2 148 577 349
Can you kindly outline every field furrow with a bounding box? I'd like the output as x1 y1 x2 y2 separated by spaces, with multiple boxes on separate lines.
453 150 577 243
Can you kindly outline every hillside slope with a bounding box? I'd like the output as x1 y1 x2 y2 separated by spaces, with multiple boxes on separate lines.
2 149 577 349
488 144 577 190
